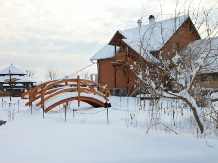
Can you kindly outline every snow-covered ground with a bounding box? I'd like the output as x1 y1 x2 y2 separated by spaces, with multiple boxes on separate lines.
0 96 217 163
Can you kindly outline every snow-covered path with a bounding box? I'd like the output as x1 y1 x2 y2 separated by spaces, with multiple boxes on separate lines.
0 96 217 163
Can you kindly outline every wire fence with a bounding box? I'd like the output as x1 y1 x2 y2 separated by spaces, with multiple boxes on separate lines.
0 97 192 118
1 97 217 139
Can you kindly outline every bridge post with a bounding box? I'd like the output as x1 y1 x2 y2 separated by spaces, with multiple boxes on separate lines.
18 100 19 113
64 103 67 122
41 86 45 118
77 76 81 107
29 93 32 115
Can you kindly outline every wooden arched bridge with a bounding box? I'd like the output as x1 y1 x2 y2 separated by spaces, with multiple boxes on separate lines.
21 76 110 113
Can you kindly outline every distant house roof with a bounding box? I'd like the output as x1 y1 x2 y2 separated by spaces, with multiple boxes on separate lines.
182 36 218 73
90 14 190 61
0 64 26 75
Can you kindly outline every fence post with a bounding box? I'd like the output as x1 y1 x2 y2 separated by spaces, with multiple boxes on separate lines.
73 109 77 117
77 76 81 107
30 95 32 115
64 103 67 122
107 107 108 123
104 102 111 123
18 100 19 113
40 86 45 118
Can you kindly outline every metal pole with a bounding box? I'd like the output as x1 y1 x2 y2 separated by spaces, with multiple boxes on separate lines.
9 70 11 101
107 107 109 123
18 100 19 113
73 109 77 117
65 104 66 122
2 98 3 108
31 102 32 115
43 106 44 118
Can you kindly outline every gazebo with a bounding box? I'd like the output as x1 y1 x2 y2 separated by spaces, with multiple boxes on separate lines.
0 64 36 97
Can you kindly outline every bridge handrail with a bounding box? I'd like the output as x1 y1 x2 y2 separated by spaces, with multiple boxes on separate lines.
21 76 110 110
36 87 109 107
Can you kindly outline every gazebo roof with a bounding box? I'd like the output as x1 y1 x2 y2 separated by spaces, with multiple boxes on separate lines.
0 64 26 75
0 65 36 84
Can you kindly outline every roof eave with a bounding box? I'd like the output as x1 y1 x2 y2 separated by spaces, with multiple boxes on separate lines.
108 31 126 45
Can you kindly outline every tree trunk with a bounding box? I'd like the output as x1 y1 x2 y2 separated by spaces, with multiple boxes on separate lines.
182 98 204 134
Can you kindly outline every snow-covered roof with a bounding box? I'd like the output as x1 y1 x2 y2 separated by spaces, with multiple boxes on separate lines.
182 36 218 73
3 83 25 87
0 75 35 83
0 65 26 75
90 44 120 61
90 14 189 61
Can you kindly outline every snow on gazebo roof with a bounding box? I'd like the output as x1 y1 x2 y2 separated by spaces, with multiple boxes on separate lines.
0 64 26 75
90 14 189 61
0 75 35 83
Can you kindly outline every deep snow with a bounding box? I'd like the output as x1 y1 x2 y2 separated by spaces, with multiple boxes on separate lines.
0 96 217 163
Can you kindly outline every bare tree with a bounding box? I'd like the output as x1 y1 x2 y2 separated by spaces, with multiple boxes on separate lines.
22 66 36 79
78 71 90 80
129 3 218 136
46 67 59 80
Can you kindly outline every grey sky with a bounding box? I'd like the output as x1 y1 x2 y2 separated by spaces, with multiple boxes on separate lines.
0 0 217 81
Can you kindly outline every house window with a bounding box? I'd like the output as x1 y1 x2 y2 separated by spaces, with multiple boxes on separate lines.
126 47 129 57
212 73 218 80
173 42 178 51
199 74 207 81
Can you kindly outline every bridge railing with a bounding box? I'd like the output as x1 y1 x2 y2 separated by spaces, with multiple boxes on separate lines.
21 76 110 112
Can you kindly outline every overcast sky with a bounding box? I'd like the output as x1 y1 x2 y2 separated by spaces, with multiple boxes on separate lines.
0 0 217 81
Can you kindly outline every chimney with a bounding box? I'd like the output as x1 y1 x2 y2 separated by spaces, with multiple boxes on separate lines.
148 15 155 26
137 19 142 28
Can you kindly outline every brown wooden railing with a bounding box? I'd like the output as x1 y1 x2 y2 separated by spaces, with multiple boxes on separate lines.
21 76 110 113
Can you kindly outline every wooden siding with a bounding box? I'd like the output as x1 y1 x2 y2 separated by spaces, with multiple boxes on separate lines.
98 58 115 88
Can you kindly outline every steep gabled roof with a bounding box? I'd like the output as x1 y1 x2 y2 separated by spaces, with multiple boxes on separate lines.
108 31 126 45
0 64 26 75
120 15 191 52
91 14 195 61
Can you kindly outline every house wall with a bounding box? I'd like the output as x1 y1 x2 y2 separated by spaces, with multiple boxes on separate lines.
161 20 200 56
97 49 136 96
200 80 218 88
199 74 218 91
98 52 128 88
115 52 127 88
98 58 115 88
